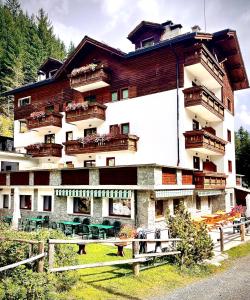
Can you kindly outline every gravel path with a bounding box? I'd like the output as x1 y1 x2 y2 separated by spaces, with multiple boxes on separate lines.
153 255 250 300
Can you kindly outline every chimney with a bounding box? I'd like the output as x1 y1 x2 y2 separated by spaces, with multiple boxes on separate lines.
191 25 201 33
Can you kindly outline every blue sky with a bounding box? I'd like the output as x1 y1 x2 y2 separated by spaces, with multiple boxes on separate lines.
20 0 250 131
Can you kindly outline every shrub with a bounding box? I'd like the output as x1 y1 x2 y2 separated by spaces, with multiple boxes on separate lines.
0 224 79 299
166 204 214 266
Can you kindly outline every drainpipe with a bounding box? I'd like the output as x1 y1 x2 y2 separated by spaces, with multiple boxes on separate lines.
170 43 180 166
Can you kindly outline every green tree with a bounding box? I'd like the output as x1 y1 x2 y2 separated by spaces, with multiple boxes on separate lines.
235 126 250 186
67 41 75 56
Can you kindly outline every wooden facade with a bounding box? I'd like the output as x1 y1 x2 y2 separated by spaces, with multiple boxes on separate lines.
61 169 89 185
65 103 106 123
63 134 139 155
184 129 226 155
10 172 29 185
27 112 63 130
0 173 6 185
34 171 50 186
194 171 226 189
26 143 63 158
99 167 137 185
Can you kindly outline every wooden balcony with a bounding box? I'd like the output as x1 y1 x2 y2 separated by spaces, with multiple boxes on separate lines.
184 129 226 155
69 64 110 92
65 103 106 127
25 143 63 158
184 44 225 89
194 171 226 189
27 112 63 131
63 134 139 155
183 86 224 122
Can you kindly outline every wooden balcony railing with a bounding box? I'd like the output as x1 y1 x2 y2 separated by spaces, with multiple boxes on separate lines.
63 134 139 155
27 112 63 130
185 44 225 84
66 103 106 123
69 64 110 92
183 86 224 120
194 171 226 189
25 143 63 157
184 129 226 155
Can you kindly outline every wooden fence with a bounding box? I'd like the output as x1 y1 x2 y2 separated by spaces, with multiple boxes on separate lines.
218 219 250 252
0 238 45 273
48 238 181 276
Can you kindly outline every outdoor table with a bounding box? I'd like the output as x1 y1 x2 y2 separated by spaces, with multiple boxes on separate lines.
3 216 12 225
26 217 45 230
58 221 81 236
88 224 114 230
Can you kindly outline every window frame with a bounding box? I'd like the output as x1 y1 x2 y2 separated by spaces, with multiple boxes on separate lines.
192 119 199 130
155 200 164 218
44 133 55 144
228 160 232 173
84 160 96 167
18 96 31 107
106 157 115 166
19 120 27 133
141 36 154 48
66 131 73 141
227 98 232 112
3 194 9 209
193 156 200 170
20 195 31 210
227 129 231 143
111 91 119 102
43 195 52 212
84 127 97 137
109 198 131 218
73 197 91 215
121 123 130 135
121 88 129 100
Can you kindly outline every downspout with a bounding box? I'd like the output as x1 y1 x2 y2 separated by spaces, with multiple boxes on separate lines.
170 43 180 166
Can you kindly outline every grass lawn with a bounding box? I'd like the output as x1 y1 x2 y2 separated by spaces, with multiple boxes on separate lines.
59 243 217 300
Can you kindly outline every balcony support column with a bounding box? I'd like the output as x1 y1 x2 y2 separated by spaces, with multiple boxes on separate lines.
11 187 21 230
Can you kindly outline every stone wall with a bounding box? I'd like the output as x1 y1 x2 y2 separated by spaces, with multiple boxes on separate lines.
211 194 226 213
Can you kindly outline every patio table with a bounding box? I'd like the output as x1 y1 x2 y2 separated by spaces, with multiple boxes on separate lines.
88 224 114 230
26 217 45 230
58 221 81 236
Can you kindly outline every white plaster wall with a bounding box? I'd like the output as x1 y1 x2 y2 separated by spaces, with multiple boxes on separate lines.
0 153 38 170
225 188 235 212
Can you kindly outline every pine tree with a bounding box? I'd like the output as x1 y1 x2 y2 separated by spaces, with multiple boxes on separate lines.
67 41 75 57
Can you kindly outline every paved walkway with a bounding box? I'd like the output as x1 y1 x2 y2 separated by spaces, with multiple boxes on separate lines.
153 254 250 300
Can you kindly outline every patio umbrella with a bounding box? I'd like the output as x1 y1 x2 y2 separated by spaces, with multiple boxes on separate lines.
245 194 250 218
12 187 21 230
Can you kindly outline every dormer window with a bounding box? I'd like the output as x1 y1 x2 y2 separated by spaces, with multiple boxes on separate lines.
48 69 58 78
18 96 31 107
141 37 154 48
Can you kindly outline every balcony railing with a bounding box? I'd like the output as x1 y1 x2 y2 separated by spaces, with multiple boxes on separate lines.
185 44 225 84
63 134 139 155
25 143 63 157
184 129 226 155
65 103 106 123
69 64 110 92
194 171 226 189
183 86 224 121
27 112 63 130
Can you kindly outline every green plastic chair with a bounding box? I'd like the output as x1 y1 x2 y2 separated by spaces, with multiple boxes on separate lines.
91 226 106 239
77 224 92 239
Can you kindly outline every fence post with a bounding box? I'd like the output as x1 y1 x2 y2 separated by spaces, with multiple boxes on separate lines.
132 240 140 276
28 243 34 258
48 241 55 270
219 227 224 252
37 241 45 273
240 224 246 242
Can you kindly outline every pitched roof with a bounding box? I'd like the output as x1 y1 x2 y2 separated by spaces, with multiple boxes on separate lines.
127 21 165 42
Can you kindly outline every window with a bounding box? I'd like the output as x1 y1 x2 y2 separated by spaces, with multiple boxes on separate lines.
173 199 181 215
84 95 96 103
18 96 30 107
109 198 131 217
227 129 231 142
121 88 128 99
20 195 31 210
3 194 9 208
84 127 97 137
141 37 154 48
45 134 55 144
192 119 199 130
111 91 118 102
106 157 115 166
73 197 91 214
84 160 96 167
49 69 57 78
66 131 73 141
155 200 164 218
121 123 130 135
230 193 234 207
43 196 52 211
228 160 232 173
19 121 27 133
193 156 200 170
227 98 232 112
110 124 120 135
196 196 201 210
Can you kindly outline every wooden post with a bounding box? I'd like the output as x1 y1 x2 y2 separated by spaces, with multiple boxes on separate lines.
48 242 55 270
219 227 224 252
240 224 246 242
132 240 140 276
37 241 44 273
28 243 34 258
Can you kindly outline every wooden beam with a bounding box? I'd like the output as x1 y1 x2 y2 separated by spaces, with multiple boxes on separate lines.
0 237 39 244
132 241 140 276
134 251 181 258
48 238 182 244
49 258 147 273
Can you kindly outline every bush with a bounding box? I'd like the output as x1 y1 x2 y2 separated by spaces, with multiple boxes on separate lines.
0 223 79 299
166 204 214 266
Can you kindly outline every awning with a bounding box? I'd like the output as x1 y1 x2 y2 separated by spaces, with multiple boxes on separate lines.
155 190 193 198
55 189 132 199
197 190 223 197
